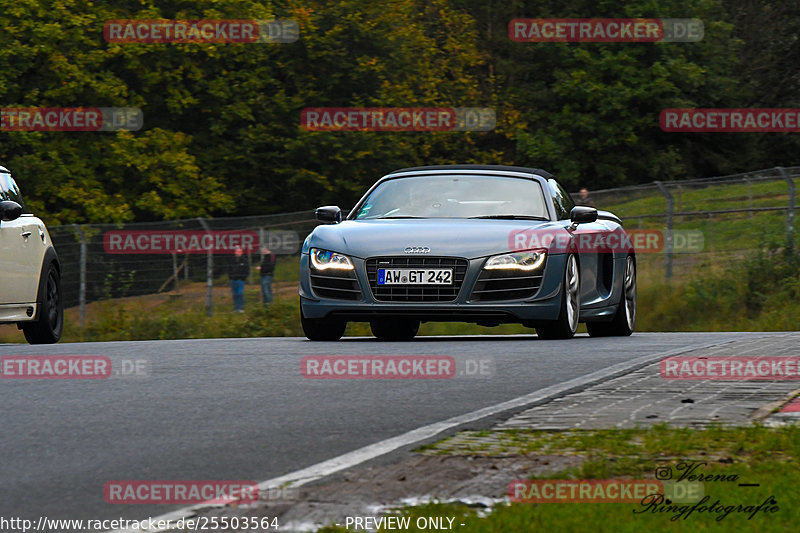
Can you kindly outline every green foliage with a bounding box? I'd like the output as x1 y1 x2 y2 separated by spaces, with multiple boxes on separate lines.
2 1 797 223
499 0 742 189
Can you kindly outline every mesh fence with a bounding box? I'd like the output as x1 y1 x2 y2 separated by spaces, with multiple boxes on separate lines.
573 166 798 282
49 211 320 312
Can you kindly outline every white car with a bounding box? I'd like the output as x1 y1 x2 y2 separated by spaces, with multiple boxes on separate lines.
0 166 63 343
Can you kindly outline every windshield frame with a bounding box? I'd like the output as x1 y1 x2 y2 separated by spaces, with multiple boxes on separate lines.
347 171 555 222
0 171 28 213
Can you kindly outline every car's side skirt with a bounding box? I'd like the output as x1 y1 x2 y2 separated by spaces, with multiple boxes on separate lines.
579 304 617 322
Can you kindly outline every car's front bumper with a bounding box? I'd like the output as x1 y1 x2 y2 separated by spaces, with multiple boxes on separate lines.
299 253 568 324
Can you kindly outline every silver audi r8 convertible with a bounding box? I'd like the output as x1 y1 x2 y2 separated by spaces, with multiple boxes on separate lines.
299 165 636 341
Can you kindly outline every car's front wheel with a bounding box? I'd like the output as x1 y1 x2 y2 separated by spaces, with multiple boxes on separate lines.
370 319 420 341
301 307 346 341
536 254 580 340
587 255 636 337
23 262 63 344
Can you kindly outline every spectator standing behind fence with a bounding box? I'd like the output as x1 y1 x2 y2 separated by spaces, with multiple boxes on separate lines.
577 187 595 207
257 246 277 308
228 247 250 313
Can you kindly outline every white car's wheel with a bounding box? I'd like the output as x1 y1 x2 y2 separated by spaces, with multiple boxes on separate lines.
23 262 63 344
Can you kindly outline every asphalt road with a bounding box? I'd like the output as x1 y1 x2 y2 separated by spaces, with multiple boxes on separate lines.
0 332 777 522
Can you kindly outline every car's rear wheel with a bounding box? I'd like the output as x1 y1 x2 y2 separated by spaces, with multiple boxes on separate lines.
301 307 346 341
587 255 636 337
370 319 420 341
23 262 63 344
536 254 579 340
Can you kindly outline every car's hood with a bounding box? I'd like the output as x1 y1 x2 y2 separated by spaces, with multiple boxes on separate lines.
305 218 568 259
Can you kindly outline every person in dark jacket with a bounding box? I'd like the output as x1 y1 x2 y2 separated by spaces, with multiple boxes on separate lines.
228 247 250 312
257 246 277 307
577 187 595 207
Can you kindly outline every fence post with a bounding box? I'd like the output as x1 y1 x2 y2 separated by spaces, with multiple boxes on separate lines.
743 176 753 218
655 181 673 281
248 249 254 285
778 167 795 253
258 226 267 287
198 218 213 317
73 225 87 329
707 212 713 252
172 252 179 293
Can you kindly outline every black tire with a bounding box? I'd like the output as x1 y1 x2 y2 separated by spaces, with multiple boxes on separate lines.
301 308 346 341
23 262 63 344
370 318 420 341
587 255 636 337
536 254 580 340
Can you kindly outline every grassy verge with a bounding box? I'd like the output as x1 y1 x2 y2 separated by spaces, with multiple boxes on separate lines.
637 245 800 331
1 240 797 343
319 425 800 532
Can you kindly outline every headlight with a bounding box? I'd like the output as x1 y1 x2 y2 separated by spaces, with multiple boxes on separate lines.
310 248 354 270
484 251 546 271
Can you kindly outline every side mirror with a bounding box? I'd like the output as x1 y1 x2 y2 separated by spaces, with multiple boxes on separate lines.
315 205 342 224
569 206 597 226
0 200 22 222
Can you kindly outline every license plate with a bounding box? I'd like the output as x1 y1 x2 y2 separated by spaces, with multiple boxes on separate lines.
377 268 453 285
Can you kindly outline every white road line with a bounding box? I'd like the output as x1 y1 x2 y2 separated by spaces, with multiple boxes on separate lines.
110 337 743 532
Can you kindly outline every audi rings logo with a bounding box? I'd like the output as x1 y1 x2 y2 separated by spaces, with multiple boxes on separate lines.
404 246 430 254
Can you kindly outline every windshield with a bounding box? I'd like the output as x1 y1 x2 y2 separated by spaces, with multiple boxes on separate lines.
353 175 549 220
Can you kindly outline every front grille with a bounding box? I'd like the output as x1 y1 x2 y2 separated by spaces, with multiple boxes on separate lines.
310 269 362 300
366 257 468 302
470 265 545 302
